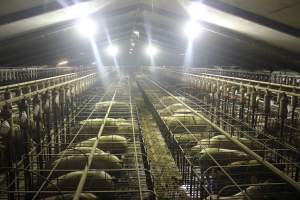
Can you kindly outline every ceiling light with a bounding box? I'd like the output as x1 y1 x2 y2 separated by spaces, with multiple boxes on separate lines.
146 45 158 57
105 45 119 56
76 17 97 37
133 30 139 36
57 60 69 66
187 2 206 20
131 42 135 47
184 20 201 40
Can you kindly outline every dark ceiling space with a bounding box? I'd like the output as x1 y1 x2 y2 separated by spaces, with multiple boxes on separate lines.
0 0 299 71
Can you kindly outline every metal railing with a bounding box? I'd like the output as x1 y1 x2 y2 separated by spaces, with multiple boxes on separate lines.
137 73 300 199
0 72 155 200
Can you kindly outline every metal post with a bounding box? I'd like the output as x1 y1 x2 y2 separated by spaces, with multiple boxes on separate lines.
52 89 60 154
65 86 71 142
279 93 288 138
239 86 246 120
250 89 257 127
3 90 15 200
32 94 44 173
264 90 271 132
42 91 51 160
59 87 66 148
18 95 33 199
71 84 76 126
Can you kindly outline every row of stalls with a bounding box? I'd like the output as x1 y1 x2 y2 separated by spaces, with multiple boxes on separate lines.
137 74 299 199
184 67 300 86
0 66 94 86
0 71 98 200
0 71 155 199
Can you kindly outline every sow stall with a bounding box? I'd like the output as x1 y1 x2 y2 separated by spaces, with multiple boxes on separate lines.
137 76 299 200
0 69 154 200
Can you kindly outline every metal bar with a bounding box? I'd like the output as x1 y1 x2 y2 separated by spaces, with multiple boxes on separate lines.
0 73 97 106
137 79 249 198
128 79 143 199
73 88 118 200
31 78 112 199
199 0 300 38
151 67 300 96
148 78 300 191
0 72 77 92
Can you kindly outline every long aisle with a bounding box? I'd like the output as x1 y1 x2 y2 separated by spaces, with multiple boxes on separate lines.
132 79 187 199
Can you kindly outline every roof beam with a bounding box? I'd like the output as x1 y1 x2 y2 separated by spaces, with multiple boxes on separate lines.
141 3 300 59
0 0 91 25
197 0 300 38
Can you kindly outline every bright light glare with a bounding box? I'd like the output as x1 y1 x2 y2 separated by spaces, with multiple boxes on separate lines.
187 2 206 20
57 60 69 66
66 2 93 18
146 45 158 56
76 17 97 37
105 45 119 56
184 20 201 40
133 30 139 36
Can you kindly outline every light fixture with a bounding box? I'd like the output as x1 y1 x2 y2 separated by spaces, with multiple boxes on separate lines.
76 17 97 37
184 20 201 40
91 61 96 65
133 30 139 36
145 45 158 57
57 60 69 66
187 2 206 20
105 45 119 56
131 42 135 47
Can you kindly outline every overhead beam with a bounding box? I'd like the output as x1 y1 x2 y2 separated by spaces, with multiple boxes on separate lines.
141 4 300 59
0 0 92 26
0 30 131 65
135 23 292 68
196 0 300 38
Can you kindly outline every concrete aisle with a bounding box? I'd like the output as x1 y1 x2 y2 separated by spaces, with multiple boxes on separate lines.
132 80 187 200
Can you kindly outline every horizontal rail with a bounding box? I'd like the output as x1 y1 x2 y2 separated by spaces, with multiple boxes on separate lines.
200 73 300 92
146 77 300 192
0 69 96 92
0 73 97 106
148 67 300 96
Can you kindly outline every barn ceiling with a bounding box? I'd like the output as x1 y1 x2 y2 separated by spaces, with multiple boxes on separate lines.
0 0 299 71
